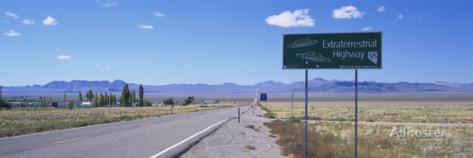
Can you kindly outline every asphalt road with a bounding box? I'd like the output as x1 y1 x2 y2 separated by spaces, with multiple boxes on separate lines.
0 107 239 158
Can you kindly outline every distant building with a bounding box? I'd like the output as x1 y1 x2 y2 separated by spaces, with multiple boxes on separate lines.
9 102 42 107
201 100 217 104
81 102 92 106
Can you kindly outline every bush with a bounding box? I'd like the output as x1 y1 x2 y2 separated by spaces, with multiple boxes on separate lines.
0 99 11 110
162 98 175 105
287 116 301 123
143 100 153 106
265 120 337 158
182 96 195 106
67 101 75 110
51 102 59 108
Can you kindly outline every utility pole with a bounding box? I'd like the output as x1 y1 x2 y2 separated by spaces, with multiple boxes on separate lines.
64 92 67 108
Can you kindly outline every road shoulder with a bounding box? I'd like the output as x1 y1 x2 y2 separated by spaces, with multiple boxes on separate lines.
180 106 284 158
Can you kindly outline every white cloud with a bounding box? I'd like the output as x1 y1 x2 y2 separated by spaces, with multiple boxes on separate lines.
57 54 72 60
361 26 373 31
397 14 404 21
42 16 57 26
377 6 385 13
102 1 118 7
22 19 35 25
265 9 315 28
394 14 405 23
152 12 165 18
332 5 365 19
5 11 19 19
137 24 154 30
96 64 111 70
394 14 421 25
3 29 21 37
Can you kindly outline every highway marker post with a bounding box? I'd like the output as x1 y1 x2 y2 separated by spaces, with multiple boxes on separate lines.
171 104 174 114
238 107 240 123
283 32 382 158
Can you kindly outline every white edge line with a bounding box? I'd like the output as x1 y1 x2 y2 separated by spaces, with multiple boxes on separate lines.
0 108 221 141
149 118 229 158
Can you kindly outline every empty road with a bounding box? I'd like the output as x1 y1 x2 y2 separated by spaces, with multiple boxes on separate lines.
0 107 240 158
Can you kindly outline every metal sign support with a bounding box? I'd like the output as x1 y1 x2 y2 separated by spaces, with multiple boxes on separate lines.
291 90 294 117
354 69 359 158
304 69 309 158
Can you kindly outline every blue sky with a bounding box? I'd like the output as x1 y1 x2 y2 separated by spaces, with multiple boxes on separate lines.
1 0 472 86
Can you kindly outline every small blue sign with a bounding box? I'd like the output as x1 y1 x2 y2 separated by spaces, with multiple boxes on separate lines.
260 93 267 101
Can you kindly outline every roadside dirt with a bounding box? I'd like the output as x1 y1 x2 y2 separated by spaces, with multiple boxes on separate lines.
180 106 284 158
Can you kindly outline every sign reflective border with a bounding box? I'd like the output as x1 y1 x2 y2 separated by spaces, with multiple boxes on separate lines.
283 32 382 69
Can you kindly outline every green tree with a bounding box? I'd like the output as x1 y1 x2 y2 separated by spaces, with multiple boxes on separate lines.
112 94 117 105
104 92 109 106
183 96 195 106
162 98 175 105
86 90 94 102
0 99 12 110
132 90 136 106
143 100 152 106
99 94 105 106
120 84 131 106
79 91 83 102
94 93 99 107
139 85 144 106
67 101 74 110
109 94 113 106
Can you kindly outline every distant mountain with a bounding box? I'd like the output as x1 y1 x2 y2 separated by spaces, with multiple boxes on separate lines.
44 80 126 91
2 79 473 96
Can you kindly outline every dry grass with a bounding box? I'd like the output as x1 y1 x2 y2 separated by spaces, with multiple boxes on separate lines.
266 100 473 123
266 119 473 157
263 100 473 157
0 103 232 138
245 124 255 129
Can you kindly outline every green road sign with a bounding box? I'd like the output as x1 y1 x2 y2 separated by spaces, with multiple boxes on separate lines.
283 32 382 69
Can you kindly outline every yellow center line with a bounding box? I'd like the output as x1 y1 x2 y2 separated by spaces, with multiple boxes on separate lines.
52 136 88 145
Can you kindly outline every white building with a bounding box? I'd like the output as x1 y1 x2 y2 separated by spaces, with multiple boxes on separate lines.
81 102 92 106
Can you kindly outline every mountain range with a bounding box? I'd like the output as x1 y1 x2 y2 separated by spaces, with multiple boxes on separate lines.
2 79 473 96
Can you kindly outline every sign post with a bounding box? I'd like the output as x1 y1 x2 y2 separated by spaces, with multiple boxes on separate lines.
304 69 308 158
260 93 267 107
291 90 294 117
238 106 241 124
283 32 382 158
354 69 359 158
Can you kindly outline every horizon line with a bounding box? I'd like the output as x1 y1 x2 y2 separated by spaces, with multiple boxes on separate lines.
1 78 472 87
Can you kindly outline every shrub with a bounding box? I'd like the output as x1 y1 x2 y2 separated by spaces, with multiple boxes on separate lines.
265 120 337 158
67 101 75 110
245 145 256 150
287 116 301 123
143 100 153 106
245 125 255 129
162 98 175 105
182 96 195 106
51 102 59 108
0 99 11 110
